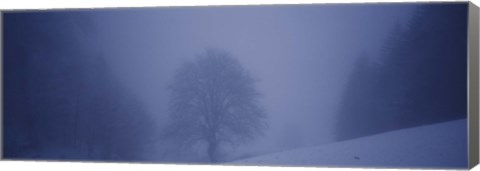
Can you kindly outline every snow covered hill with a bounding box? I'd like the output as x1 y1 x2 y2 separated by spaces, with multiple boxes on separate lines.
232 119 468 169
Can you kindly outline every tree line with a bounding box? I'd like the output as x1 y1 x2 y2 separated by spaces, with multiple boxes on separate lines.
3 12 155 161
336 4 468 141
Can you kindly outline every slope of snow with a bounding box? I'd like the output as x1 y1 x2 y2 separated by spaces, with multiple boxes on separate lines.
232 119 468 169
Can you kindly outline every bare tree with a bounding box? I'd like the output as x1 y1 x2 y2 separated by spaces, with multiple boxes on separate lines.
165 49 267 163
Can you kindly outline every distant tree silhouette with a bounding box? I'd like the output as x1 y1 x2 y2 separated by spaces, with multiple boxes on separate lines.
165 49 267 163
336 4 468 141
3 13 154 161
336 53 383 140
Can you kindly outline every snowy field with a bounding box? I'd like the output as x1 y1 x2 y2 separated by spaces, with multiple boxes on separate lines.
232 119 468 169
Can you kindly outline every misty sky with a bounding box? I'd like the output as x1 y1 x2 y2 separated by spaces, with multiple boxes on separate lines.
84 4 417 153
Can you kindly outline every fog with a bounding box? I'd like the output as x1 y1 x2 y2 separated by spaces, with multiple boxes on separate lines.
92 4 415 153
4 3 468 165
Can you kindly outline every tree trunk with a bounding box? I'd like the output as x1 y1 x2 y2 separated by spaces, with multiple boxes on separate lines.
207 141 217 163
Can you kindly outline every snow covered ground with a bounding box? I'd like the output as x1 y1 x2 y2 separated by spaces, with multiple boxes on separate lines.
232 119 468 169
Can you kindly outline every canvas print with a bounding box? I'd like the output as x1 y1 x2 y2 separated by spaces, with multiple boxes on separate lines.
2 2 469 169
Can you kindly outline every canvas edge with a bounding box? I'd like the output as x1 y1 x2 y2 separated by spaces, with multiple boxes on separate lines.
468 1 479 169
0 10 4 161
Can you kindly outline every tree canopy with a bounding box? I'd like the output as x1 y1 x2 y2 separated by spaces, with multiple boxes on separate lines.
165 49 267 162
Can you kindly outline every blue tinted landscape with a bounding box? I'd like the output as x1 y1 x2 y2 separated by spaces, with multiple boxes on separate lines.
3 3 468 169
